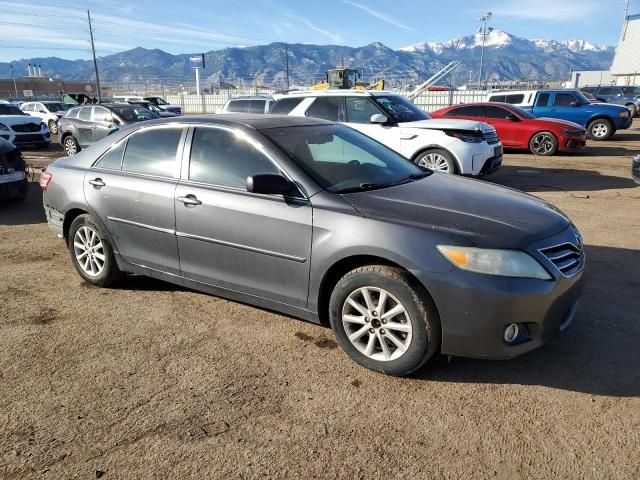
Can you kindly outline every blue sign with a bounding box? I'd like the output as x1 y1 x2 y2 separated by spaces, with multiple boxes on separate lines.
190 53 205 69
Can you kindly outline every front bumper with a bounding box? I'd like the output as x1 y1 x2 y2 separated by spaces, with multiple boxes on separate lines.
0 171 28 200
0 130 50 146
561 135 587 151
415 227 585 359
458 141 503 176
613 116 633 130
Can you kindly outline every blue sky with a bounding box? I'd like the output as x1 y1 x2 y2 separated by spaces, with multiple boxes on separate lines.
0 0 630 62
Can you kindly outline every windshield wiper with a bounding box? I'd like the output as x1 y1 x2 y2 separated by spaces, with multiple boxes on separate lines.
390 171 432 186
334 182 392 194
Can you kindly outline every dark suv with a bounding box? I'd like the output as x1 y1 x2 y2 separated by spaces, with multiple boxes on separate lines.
581 86 640 117
59 103 160 156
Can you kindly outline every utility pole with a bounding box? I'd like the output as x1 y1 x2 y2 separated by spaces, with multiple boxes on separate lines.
9 64 18 98
284 43 290 91
87 9 102 102
477 11 493 90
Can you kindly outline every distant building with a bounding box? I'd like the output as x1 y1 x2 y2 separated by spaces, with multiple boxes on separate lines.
610 13 640 86
0 77 98 100
566 70 616 88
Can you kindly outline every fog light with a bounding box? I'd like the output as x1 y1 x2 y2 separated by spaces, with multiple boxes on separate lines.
504 323 520 343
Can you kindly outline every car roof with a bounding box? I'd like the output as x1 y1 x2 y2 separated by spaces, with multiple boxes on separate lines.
227 96 273 101
137 114 335 130
275 89 399 99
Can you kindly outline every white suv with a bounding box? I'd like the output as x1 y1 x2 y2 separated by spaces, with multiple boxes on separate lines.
0 103 50 148
21 101 71 134
272 90 502 175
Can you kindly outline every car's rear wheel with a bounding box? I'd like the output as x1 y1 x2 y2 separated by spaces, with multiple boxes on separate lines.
63 135 80 156
48 120 58 134
329 265 440 376
414 149 456 174
587 119 614 141
529 131 558 156
68 214 122 287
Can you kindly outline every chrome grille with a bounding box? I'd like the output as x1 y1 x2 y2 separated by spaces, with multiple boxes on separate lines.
482 130 500 144
11 123 40 133
539 242 585 277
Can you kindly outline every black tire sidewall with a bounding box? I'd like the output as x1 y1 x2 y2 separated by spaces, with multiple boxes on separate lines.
587 119 613 141
68 214 118 287
415 149 457 174
329 267 435 376
529 131 558 156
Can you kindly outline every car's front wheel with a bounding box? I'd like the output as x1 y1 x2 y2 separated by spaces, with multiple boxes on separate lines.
414 149 456 174
63 135 80 156
68 214 122 287
529 131 558 156
329 265 440 376
48 120 58 134
587 118 614 141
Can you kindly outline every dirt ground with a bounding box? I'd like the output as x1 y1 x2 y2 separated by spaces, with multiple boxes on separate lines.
1 125 639 479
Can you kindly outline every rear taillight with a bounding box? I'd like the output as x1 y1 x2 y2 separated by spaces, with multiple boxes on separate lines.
40 170 52 190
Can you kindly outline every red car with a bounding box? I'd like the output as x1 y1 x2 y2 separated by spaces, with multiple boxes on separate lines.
431 102 587 156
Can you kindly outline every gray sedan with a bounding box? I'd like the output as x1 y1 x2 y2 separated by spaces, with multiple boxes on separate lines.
41 115 584 375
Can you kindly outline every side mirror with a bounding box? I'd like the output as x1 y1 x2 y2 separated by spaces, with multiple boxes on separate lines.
370 113 388 124
112 117 121 125
570 101 578 107
247 174 296 196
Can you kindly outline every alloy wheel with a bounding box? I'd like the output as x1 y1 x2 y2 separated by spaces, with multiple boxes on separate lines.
531 134 555 155
591 123 609 138
48 120 58 134
73 226 105 277
418 153 450 172
64 138 77 155
341 286 413 362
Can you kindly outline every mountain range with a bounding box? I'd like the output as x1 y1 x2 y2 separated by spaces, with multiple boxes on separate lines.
0 30 615 88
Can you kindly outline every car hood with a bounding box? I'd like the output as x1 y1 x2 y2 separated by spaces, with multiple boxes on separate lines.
533 117 585 130
587 103 630 114
342 173 570 248
0 115 40 125
399 118 493 132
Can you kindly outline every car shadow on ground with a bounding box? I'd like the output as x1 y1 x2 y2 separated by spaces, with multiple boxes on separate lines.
416 244 640 397
0 183 46 226
488 165 638 193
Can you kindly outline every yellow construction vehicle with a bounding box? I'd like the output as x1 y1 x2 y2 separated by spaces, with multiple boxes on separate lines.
311 67 385 91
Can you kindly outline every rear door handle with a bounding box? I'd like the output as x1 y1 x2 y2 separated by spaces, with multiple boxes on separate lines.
177 194 202 206
89 178 105 188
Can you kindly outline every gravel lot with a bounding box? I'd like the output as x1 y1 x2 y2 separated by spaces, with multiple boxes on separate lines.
1 126 639 479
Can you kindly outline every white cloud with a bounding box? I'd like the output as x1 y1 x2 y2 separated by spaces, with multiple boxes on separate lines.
490 0 600 20
342 0 414 31
285 14 344 43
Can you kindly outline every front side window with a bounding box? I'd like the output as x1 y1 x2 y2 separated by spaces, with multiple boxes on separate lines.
65 108 80 119
122 127 182 177
307 97 342 122
484 106 511 119
554 93 577 106
536 93 550 107
189 127 279 188
269 97 304 114
22 103 34 112
110 107 159 122
262 124 427 193
373 95 429 123
226 100 249 113
78 107 93 121
444 105 482 117
345 97 381 124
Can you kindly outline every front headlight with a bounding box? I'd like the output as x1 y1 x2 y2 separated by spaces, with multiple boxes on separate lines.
0 123 9 131
437 245 552 280
445 131 485 143
563 128 585 136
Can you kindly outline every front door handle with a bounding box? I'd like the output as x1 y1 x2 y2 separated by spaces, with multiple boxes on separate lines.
177 194 202 206
89 178 105 188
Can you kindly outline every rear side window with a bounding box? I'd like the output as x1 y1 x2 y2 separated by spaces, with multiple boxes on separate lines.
122 127 182 177
248 100 266 113
78 107 92 121
269 97 304 114
307 97 341 121
444 105 482 117
94 140 126 170
226 100 249 113
23 103 34 112
554 93 576 106
189 127 279 188
536 93 550 107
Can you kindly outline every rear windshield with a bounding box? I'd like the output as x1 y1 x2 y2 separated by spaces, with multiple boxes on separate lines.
110 107 160 122
270 97 304 114
0 105 26 115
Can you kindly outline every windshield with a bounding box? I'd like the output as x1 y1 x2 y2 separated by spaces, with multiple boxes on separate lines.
262 124 429 193
43 102 70 111
572 91 592 105
0 105 26 115
373 95 430 123
110 107 160 122
154 98 169 105
508 105 535 119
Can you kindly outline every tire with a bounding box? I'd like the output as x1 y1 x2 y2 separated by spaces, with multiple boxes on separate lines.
328 265 441 376
587 118 614 141
625 104 637 118
48 120 58 134
414 149 457 174
529 131 558 156
68 214 123 287
63 135 80 156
